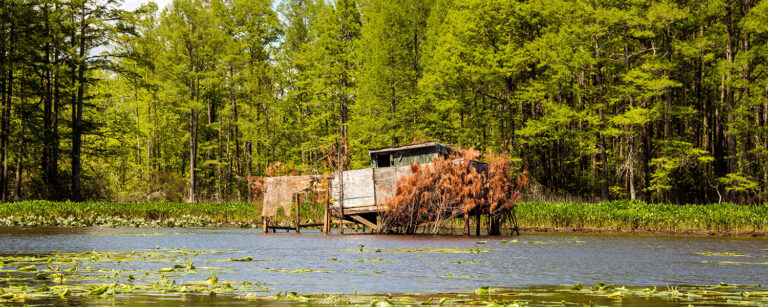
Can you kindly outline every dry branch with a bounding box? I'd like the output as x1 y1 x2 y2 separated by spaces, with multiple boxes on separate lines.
379 151 527 234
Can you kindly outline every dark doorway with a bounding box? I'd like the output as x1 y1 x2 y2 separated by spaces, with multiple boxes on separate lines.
376 154 391 167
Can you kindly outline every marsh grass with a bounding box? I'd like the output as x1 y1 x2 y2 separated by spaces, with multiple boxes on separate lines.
2 199 766 234
515 200 768 234
0 200 260 227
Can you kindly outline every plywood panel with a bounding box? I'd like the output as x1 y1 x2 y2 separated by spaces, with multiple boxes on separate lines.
372 165 418 206
331 168 375 208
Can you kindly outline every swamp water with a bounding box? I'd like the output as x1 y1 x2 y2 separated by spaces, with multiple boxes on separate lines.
0 227 767 306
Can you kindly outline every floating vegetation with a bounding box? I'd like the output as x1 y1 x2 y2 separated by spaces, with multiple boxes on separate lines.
1 243 768 306
260 267 332 274
701 260 768 265
227 256 254 262
346 269 383 274
0 260 767 307
555 281 768 305
338 247 490 254
697 251 752 257
327 258 394 263
93 232 198 236
475 286 496 295
429 274 478 279
0 249 272 303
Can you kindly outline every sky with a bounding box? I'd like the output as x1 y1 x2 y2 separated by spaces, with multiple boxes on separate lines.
121 0 173 11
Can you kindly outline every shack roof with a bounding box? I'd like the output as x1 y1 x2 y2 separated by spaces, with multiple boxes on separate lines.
368 141 453 155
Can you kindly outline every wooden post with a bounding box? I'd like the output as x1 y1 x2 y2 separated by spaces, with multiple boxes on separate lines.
295 193 301 233
312 184 317 225
324 178 330 234
475 210 481 236
464 213 470 235
339 200 344 235
262 216 268 234
489 213 500 236
339 179 344 235
337 137 344 235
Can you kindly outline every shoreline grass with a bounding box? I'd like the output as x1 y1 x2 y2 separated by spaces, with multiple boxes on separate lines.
1 200 766 235
0 200 261 227
515 200 768 235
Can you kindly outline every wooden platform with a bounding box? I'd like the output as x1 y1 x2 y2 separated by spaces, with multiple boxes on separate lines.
262 178 383 234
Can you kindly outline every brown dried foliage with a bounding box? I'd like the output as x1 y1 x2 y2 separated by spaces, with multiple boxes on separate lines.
380 151 527 234
248 175 264 201
251 162 305 201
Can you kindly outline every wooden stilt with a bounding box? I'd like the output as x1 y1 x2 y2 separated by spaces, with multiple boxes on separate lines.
464 213 470 235
295 194 301 233
324 179 330 234
339 202 344 235
475 211 481 236
262 216 268 234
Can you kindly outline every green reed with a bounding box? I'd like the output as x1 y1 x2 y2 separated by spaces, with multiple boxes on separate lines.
0 200 260 227
515 200 768 234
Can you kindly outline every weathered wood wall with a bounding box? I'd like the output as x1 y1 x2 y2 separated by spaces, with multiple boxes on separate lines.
331 168 376 211
372 165 414 205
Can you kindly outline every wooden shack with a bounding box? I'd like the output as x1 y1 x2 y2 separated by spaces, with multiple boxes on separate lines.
262 141 486 234
329 142 486 233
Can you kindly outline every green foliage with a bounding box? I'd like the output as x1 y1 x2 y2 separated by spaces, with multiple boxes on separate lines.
647 140 713 195
0 0 766 205
718 173 759 194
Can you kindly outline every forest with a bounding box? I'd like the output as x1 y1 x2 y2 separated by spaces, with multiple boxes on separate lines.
0 0 766 204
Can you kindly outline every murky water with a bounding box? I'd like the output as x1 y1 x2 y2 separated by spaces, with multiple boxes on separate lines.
2 227 768 305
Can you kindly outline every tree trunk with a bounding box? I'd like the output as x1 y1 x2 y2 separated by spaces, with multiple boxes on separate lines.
70 1 87 202
188 109 198 203
14 79 23 200
217 103 223 201
0 12 9 202
725 1 737 175
628 147 636 200
594 36 610 200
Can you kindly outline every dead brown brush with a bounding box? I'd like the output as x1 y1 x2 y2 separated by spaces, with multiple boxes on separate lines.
379 150 527 235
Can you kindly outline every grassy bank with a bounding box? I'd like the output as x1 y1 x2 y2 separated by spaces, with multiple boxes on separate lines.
0 201 261 227
2 200 767 235
515 200 768 235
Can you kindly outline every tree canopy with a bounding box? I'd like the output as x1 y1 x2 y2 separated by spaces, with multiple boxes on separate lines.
0 0 766 204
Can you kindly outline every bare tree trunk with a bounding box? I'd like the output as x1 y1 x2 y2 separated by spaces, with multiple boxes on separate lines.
0 12 10 202
217 102 223 201
628 146 636 200
725 1 737 175
594 36 610 201
14 79 23 200
134 76 142 182
70 1 87 202
188 109 198 203
764 84 768 200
